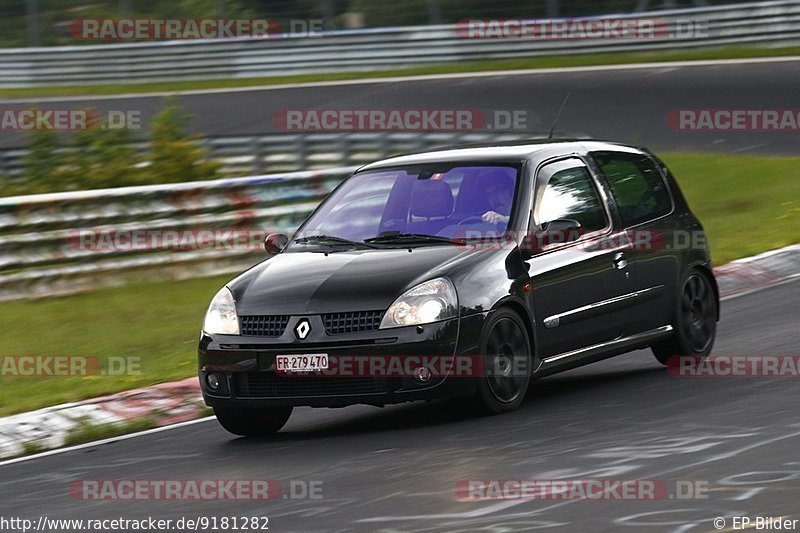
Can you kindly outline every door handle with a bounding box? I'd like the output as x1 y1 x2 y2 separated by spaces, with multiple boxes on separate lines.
613 252 628 270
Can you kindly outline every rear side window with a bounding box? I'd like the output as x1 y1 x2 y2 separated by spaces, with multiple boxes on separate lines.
593 152 672 226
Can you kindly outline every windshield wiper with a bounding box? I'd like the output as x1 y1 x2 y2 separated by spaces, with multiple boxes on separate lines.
364 233 462 246
293 234 375 248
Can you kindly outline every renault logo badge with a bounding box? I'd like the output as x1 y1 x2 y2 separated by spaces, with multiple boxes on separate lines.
295 319 311 340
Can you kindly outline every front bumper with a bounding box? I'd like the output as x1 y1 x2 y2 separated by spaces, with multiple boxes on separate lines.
198 314 486 408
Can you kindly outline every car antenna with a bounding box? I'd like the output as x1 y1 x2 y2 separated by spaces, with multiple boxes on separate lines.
548 92 571 139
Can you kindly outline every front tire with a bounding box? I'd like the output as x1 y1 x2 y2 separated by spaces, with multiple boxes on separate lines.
213 405 293 436
652 268 717 366
473 308 532 414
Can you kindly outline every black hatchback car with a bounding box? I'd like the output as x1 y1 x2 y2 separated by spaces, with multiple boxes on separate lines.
199 140 719 436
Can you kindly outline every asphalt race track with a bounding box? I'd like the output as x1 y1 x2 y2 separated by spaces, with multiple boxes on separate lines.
1 278 797 532
3 58 800 154
2 56 799 532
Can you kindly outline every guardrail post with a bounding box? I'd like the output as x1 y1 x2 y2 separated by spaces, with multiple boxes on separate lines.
417 134 427 153
428 0 442 25
378 133 389 159
635 0 706 10
253 137 265 175
297 134 308 170
322 0 335 31
26 0 40 47
339 135 350 166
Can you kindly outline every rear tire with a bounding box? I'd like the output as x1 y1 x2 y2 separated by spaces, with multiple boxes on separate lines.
652 268 717 366
213 405 293 436
473 308 532 414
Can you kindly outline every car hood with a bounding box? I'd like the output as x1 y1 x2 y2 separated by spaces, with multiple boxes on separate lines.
229 246 475 315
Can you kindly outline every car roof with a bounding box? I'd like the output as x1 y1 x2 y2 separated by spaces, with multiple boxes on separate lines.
357 138 644 171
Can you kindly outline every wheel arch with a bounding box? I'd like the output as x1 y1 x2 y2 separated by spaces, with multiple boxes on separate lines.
490 296 539 371
690 262 720 322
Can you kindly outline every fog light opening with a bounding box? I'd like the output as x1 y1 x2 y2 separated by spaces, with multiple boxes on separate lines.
206 373 222 390
414 366 432 383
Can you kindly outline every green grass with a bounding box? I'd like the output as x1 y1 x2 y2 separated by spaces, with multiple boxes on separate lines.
0 274 230 417
21 440 49 455
64 416 158 447
1 45 800 99
663 153 800 264
0 151 797 417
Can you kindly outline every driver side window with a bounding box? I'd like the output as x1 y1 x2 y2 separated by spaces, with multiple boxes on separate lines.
537 165 608 232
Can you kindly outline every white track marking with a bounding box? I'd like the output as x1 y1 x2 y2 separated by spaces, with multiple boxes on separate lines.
0 416 215 467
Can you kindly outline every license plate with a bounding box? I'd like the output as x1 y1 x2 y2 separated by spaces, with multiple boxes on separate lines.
275 354 329 373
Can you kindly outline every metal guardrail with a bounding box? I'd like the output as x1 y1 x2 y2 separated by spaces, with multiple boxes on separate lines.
0 131 543 178
0 131 559 301
0 167 356 302
207 131 557 176
1 1 799 88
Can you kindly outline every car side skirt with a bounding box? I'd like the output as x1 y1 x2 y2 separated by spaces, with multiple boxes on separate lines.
535 325 673 377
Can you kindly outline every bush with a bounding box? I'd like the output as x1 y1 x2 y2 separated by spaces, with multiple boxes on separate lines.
60 125 145 189
8 128 65 196
0 101 220 197
144 101 221 185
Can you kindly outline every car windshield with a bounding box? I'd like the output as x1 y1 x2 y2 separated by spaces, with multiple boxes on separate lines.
293 164 521 247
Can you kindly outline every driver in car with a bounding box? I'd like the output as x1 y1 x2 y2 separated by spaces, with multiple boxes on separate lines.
480 170 515 225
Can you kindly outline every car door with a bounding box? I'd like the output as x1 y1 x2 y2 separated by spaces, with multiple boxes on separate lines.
526 158 635 360
590 150 677 334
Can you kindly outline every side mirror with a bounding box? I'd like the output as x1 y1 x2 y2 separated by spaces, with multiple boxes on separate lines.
542 219 582 243
521 219 582 256
264 233 289 254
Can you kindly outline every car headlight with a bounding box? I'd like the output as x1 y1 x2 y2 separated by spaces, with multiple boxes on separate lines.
203 287 239 335
380 277 458 329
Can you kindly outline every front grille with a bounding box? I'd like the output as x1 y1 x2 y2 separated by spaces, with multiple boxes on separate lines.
240 315 290 337
323 310 384 335
234 372 396 397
